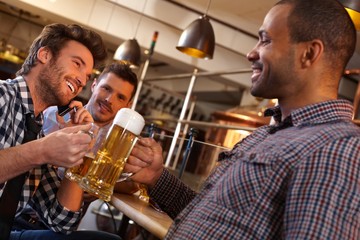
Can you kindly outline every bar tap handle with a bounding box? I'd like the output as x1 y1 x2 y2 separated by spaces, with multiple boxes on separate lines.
148 123 157 139
178 128 199 179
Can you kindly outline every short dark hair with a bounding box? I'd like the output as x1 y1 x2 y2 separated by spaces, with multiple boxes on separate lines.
17 23 108 76
97 62 138 100
276 0 356 71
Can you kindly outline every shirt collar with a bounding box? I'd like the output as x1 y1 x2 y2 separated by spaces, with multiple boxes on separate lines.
11 76 43 125
264 99 354 127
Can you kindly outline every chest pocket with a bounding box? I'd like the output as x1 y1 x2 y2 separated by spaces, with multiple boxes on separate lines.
208 151 279 213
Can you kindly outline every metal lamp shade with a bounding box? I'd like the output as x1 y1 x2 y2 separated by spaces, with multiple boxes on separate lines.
339 0 360 30
113 38 141 67
176 15 215 59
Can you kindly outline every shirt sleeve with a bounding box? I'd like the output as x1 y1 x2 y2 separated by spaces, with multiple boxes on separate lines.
149 169 197 219
42 106 62 135
30 164 83 234
284 136 360 239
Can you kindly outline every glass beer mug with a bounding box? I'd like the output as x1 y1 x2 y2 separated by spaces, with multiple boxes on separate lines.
65 123 104 183
81 108 145 202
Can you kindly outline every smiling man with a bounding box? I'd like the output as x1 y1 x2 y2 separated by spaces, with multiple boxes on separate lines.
27 62 138 240
124 0 360 239
43 62 138 134
0 23 109 239
85 62 138 129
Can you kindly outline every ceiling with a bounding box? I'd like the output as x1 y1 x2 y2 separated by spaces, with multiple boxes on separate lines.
171 0 360 74
172 0 276 32
0 0 359 117
0 0 277 111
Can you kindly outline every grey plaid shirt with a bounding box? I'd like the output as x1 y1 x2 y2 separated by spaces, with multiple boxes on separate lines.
0 77 82 234
151 100 360 239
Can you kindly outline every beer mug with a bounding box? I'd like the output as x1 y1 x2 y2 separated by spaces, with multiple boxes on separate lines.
81 108 145 202
65 123 101 183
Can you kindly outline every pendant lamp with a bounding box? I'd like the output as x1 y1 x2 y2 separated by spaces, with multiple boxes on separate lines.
176 0 215 59
113 38 141 67
113 0 148 67
166 0 215 168
339 0 360 30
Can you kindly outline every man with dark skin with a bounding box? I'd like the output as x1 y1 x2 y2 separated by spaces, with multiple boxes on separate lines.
125 0 360 239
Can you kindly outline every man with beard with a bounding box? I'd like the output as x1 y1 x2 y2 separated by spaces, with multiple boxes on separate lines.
125 0 360 239
17 62 138 239
43 62 138 137
0 23 119 239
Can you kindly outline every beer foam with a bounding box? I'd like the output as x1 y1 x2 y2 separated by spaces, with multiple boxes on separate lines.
113 108 145 135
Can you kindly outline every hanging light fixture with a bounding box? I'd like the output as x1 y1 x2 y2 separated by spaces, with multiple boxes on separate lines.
113 39 141 67
176 0 215 59
166 0 215 167
113 0 148 67
339 0 360 30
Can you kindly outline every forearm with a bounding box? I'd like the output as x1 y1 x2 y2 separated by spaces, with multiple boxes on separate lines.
0 141 43 183
0 125 95 184
32 166 83 233
57 177 84 211
149 169 196 219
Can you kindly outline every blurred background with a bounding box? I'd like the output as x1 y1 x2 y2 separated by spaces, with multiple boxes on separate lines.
0 0 359 237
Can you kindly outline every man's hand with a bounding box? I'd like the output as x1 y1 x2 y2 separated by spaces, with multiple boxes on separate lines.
125 138 165 188
35 124 93 168
56 100 94 128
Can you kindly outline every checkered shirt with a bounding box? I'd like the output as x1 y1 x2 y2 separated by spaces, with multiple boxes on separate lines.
0 77 82 234
150 99 360 239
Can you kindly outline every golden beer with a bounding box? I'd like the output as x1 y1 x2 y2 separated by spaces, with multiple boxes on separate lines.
65 123 100 183
65 155 94 183
81 108 144 202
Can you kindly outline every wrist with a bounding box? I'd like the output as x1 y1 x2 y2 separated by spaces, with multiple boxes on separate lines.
23 140 45 166
148 167 165 190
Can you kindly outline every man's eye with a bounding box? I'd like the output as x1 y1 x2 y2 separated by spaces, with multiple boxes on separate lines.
260 39 270 44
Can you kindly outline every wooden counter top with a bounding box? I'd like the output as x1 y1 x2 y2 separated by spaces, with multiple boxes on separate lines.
111 193 173 239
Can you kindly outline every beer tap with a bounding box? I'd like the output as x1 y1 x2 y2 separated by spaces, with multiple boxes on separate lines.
178 128 199 179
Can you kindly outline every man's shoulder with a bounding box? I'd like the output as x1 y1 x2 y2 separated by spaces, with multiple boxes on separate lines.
0 78 25 97
0 79 21 107
319 120 360 137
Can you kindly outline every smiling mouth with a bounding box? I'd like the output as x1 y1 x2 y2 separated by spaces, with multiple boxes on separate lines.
99 101 111 113
66 81 75 93
251 68 262 79
251 64 263 81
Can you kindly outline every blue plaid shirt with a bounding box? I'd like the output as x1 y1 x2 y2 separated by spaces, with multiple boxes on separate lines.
150 99 360 239
0 77 82 234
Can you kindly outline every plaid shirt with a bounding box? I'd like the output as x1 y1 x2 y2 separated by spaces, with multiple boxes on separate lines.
150 99 360 239
0 77 82 234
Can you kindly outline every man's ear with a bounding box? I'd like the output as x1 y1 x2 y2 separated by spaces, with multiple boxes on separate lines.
126 100 133 108
301 39 324 67
91 78 98 93
37 47 51 64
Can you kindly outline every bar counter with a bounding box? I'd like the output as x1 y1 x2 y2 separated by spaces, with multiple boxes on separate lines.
111 193 173 239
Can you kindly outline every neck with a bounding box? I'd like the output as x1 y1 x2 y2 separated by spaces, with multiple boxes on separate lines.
94 121 111 128
278 94 337 121
22 74 47 117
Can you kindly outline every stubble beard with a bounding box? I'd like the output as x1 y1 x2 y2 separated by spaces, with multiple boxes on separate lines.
89 99 113 126
36 59 68 106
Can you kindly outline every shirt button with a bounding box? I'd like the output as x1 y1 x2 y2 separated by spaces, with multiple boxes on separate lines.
249 153 256 160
